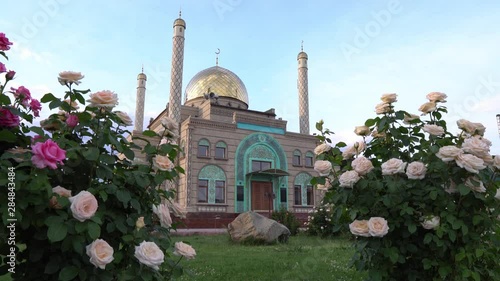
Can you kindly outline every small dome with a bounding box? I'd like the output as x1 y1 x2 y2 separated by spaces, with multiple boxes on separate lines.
184 66 248 106
174 18 186 28
137 73 147 80
297 51 308 60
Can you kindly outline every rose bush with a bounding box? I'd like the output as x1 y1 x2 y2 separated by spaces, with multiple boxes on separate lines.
312 93 499 280
0 34 192 281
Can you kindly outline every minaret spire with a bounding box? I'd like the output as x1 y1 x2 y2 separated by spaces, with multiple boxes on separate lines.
297 43 309 134
215 48 220 66
134 68 147 132
168 12 186 126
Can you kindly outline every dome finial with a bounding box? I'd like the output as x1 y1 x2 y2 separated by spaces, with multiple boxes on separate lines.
179 7 182 18
215 48 220 66
141 64 144 73
301 40 304 51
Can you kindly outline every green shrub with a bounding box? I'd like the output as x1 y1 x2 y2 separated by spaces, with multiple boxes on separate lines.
305 202 350 237
271 208 300 235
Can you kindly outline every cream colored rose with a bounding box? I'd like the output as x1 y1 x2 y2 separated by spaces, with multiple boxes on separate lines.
86 239 114 269
173 242 196 260
354 126 371 136
40 118 61 131
465 176 486 193
495 189 500 200
136 217 145 229
168 201 187 219
154 155 174 171
371 128 386 138
420 216 440 230
403 113 420 124
418 102 436 114
114 111 133 126
316 179 331 191
351 156 374 176
481 154 494 166
152 203 172 228
339 170 360 188
314 160 332 176
493 155 500 169
406 161 427 180
375 102 391 114
457 119 485 136
423 124 444 136
349 220 370 237
381 93 397 103
436 146 462 162
426 92 447 103
50 185 72 209
381 158 406 175
314 143 331 155
444 180 458 194
462 136 491 159
161 116 179 131
59 99 80 111
69 190 98 222
58 71 84 85
134 241 164 270
87 90 118 108
368 217 389 237
6 147 30 163
342 141 366 160
455 153 486 174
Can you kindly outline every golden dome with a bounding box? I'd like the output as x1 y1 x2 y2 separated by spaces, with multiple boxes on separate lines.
174 18 186 28
184 66 249 106
137 73 147 80
297 51 308 60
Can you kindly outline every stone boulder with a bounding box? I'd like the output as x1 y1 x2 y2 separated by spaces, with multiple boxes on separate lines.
227 211 291 243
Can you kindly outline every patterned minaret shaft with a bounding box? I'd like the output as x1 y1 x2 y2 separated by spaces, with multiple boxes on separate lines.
134 71 147 132
168 15 186 124
297 48 309 134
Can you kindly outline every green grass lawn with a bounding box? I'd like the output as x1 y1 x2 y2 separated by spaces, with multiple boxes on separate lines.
172 234 366 281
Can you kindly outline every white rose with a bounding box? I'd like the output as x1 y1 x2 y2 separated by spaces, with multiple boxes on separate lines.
152 203 172 228
481 154 494 166
421 216 440 230
136 217 145 229
406 161 427 180
381 93 397 103
86 239 114 269
351 156 374 176
418 102 436 114
154 155 174 171
423 124 445 136
403 113 420 124
493 155 500 169
314 143 331 155
444 180 459 194
342 141 366 160
168 201 187 219
367 217 389 237
339 170 360 188
58 71 84 85
381 158 407 175
161 116 179 136
314 160 332 176
436 146 462 162
316 180 331 191
462 136 491 159
134 241 164 270
173 242 196 260
465 176 486 193
371 128 386 138
349 220 370 237
426 92 447 103
114 111 133 126
354 126 371 136
375 102 391 114
69 191 98 222
457 119 485 136
455 153 486 174
87 90 118 108
50 185 72 209
495 189 500 200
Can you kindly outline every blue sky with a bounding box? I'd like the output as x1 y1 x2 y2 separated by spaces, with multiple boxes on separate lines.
2 0 500 153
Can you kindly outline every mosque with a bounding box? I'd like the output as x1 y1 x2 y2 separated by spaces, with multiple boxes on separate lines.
132 13 321 227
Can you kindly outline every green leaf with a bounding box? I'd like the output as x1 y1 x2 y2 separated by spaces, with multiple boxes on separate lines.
59 266 79 281
116 189 132 205
30 126 45 136
83 147 100 161
75 222 87 233
100 153 116 164
408 223 417 234
87 221 101 239
142 130 158 137
429 190 438 200
0 129 16 142
49 99 63 110
40 93 58 103
47 223 68 242
458 184 471 196
74 92 85 105
365 118 376 127
123 148 135 160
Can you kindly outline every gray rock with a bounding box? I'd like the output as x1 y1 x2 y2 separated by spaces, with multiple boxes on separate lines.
227 211 291 243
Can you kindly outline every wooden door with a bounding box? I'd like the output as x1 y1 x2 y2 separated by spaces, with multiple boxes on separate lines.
251 181 273 211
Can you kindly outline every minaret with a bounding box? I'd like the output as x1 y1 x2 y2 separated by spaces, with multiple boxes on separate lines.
168 11 186 125
134 67 147 132
297 42 309 134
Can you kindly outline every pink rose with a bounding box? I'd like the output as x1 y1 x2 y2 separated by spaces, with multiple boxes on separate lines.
69 191 98 222
66 114 79 127
5 70 15 80
29 99 42 117
0 62 6 73
11 86 31 106
31 139 66 169
0 33 13 51
0 107 20 128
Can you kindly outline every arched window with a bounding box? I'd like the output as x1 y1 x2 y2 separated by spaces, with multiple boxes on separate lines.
294 172 313 206
305 151 314 168
215 141 227 159
197 139 210 158
198 165 226 204
293 149 302 166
